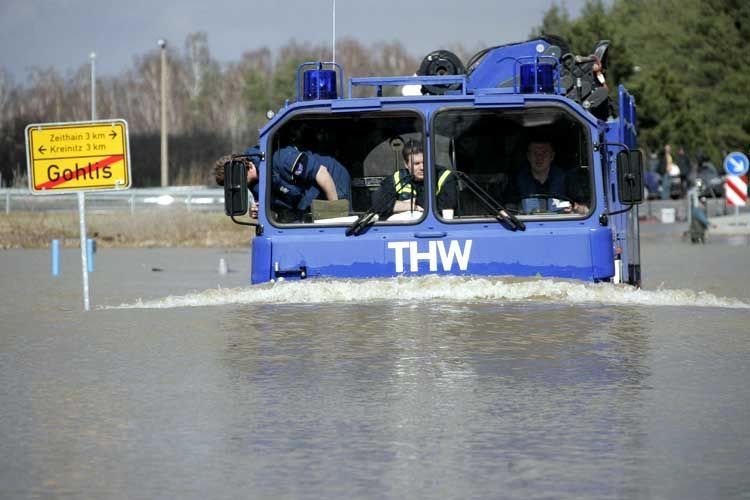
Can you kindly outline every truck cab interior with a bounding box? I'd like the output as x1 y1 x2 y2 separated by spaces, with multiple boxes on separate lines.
268 106 592 224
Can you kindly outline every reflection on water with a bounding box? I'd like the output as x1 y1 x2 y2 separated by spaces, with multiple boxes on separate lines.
1 248 749 499
213 303 656 498
723 234 750 247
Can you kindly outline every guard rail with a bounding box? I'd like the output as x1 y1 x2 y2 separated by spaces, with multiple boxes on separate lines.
0 187 225 214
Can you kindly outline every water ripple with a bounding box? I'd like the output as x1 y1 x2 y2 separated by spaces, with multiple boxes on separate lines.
108 275 750 310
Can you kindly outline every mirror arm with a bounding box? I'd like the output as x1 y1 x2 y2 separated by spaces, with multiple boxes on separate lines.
601 141 630 153
230 215 263 235
603 205 633 217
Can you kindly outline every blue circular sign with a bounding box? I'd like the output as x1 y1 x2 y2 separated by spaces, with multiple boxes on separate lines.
724 151 749 176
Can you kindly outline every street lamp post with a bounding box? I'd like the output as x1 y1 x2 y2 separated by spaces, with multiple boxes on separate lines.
158 39 169 187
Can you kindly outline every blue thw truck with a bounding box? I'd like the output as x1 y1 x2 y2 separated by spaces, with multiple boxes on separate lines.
223 36 644 286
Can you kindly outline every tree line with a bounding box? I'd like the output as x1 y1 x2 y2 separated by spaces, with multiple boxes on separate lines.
0 34 422 187
534 0 749 166
1 0 747 186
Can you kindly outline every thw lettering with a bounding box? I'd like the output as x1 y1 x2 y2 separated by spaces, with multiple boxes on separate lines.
388 240 472 273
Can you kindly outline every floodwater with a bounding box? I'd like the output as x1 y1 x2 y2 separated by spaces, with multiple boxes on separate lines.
1 236 749 499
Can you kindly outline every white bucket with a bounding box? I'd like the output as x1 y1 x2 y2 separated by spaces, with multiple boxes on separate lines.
660 207 676 224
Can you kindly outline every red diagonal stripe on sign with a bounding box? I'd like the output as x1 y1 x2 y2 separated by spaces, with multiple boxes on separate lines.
735 175 748 192
727 177 748 200
35 155 124 190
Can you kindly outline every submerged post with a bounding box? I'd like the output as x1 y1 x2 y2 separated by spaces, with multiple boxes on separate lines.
87 238 96 273
159 38 169 187
51 239 60 276
736 205 740 228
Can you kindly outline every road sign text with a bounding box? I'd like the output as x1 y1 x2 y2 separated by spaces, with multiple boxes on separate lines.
25 120 131 194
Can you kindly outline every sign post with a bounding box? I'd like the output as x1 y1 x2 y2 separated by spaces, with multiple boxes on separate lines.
76 53 96 309
78 191 90 309
723 151 749 177
725 175 748 226
26 120 130 194
25 119 131 310
723 152 749 227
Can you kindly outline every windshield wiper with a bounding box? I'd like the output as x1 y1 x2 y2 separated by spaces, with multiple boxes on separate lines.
446 138 524 231
346 174 415 236
451 169 526 231
345 209 379 236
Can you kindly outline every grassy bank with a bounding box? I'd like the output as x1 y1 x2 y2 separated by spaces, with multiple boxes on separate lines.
0 211 252 249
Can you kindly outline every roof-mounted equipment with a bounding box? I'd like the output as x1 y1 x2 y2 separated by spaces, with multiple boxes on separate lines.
297 62 343 101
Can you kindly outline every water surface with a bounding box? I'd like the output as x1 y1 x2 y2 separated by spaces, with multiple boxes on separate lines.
1 241 748 499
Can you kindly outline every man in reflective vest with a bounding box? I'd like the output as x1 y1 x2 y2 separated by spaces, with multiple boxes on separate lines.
371 139 457 220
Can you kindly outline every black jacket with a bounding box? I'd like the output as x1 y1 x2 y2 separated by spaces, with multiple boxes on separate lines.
371 166 457 219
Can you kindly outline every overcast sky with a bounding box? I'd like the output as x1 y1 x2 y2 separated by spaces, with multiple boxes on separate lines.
0 0 590 80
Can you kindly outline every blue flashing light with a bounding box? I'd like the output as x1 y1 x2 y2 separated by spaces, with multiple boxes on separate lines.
519 63 555 94
303 69 337 100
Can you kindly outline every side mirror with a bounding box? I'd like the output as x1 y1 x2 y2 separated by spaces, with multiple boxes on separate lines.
617 149 644 204
224 159 249 216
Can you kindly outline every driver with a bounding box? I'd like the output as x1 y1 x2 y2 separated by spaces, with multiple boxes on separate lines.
508 138 588 214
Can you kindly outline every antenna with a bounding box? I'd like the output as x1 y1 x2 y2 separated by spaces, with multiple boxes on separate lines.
332 0 336 64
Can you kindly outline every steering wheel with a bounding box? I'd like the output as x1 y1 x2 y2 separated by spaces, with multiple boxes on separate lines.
520 193 575 213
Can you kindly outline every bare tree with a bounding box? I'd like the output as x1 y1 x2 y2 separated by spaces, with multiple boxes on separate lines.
21 67 65 122
126 52 163 133
184 31 211 99
64 65 92 121
0 34 446 186
0 68 14 125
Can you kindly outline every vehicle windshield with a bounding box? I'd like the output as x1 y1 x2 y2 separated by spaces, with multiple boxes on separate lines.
267 111 423 225
432 106 593 219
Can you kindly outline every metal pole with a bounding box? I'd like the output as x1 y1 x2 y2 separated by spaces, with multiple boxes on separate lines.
159 39 169 187
90 52 96 120
74 51 97 311
78 192 91 311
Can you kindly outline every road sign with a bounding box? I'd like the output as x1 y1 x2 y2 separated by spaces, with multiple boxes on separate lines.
725 175 748 207
25 120 131 195
723 151 749 176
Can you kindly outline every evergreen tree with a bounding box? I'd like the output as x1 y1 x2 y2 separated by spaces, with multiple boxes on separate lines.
536 0 750 163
